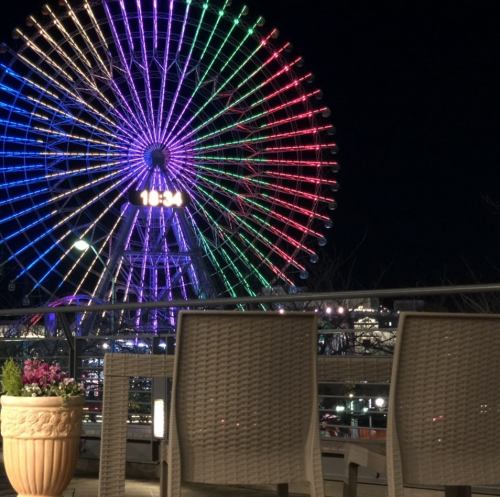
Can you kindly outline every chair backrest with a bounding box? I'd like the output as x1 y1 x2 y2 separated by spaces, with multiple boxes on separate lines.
168 311 323 491
387 312 500 495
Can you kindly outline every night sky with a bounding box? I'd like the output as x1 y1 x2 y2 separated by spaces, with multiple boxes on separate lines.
2 1 500 290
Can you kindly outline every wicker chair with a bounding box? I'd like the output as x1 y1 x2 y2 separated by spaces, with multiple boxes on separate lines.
388 312 500 497
166 311 325 497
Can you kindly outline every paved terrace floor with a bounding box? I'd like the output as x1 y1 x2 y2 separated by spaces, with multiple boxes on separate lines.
1 474 500 497
0 455 498 497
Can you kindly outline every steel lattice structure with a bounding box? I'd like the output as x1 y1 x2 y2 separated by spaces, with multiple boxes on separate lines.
0 0 338 333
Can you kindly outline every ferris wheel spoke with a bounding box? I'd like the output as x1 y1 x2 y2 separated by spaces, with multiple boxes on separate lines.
6 168 143 270
117 0 136 53
104 2 155 143
239 231 295 285
184 84 320 149
0 188 49 209
0 211 56 246
188 202 271 290
61 210 124 296
30 128 126 150
164 12 269 145
264 171 338 189
263 143 338 153
175 0 191 56
0 161 130 190
192 170 323 238
0 98 50 128
192 123 334 154
16 51 117 131
135 0 156 137
33 169 148 296
26 16 108 101
195 175 318 256
0 163 47 174
260 193 331 223
161 1 243 143
191 188 295 287
0 64 127 142
0 158 139 210
194 164 334 204
0 63 61 105
197 155 339 170
15 28 75 85
156 0 174 138
197 184 306 273
186 213 244 298
61 0 111 77
162 176 266 296
159 0 207 142
54 2 147 138
0 160 142 225
167 34 296 148
45 12 92 72
257 107 329 131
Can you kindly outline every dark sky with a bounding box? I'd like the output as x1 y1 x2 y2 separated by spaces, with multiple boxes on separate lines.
2 1 500 290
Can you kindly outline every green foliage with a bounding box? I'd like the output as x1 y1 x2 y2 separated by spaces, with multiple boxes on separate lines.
1 358 23 396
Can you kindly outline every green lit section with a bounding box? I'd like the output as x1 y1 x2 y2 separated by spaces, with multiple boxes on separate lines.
193 198 271 290
199 0 229 61
165 2 247 139
177 33 268 140
167 13 266 143
181 42 296 146
196 184 305 272
239 232 294 286
193 226 239 298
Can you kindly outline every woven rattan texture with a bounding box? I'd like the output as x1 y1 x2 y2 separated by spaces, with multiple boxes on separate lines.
99 354 173 497
388 313 500 496
103 354 174 378
167 311 325 497
99 375 129 497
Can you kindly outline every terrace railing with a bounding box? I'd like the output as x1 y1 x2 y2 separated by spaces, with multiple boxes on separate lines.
0 283 499 460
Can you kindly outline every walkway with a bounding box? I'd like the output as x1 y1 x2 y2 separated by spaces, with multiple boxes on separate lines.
0 475 286 497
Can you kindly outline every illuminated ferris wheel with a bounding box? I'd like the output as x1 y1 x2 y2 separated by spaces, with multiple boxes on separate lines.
0 0 338 330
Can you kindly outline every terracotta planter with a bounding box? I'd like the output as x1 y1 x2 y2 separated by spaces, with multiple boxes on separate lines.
1 395 84 497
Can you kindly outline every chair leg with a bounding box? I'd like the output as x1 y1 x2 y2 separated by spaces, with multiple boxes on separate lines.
343 462 359 497
160 460 168 497
277 483 288 496
445 486 471 497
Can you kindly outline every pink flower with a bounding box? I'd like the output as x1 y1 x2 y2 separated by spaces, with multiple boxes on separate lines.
23 360 67 387
17 359 83 397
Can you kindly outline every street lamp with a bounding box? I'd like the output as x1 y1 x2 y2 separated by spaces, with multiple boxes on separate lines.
73 239 116 333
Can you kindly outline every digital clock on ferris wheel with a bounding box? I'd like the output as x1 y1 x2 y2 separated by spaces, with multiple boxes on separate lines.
129 190 187 208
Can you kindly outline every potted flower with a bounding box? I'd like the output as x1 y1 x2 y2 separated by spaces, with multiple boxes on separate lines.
1 358 84 497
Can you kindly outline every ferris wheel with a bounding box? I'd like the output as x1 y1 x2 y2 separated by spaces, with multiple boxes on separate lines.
0 0 338 329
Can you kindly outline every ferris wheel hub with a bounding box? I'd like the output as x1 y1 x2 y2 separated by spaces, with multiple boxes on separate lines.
144 145 171 170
